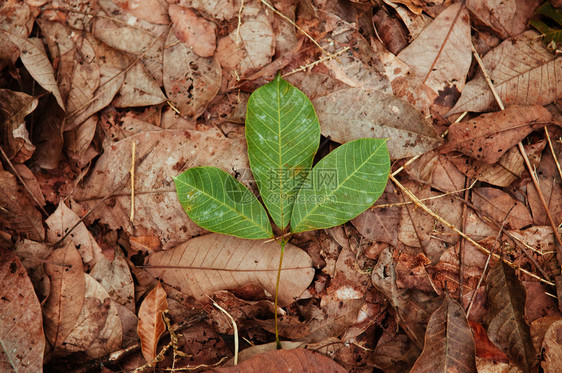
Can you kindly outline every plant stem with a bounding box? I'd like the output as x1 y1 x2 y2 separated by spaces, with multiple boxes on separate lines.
274 239 286 349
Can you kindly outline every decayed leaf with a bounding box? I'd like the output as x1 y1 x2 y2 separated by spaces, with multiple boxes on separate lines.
0 171 44 241
63 274 122 358
46 200 103 269
0 0 32 69
164 29 221 117
146 233 314 306
0 248 45 372
527 149 562 226
72 130 250 248
90 252 135 312
449 31 561 114
43 242 86 352
0 89 38 161
210 348 347 373
411 295 477 373
472 187 533 230
114 62 166 108
137 282 168 362
215 0 274 80
1 32 65 110
313 88 442 160
170 5 217 57
542 320 562 373
398 3 472 98
113 0 169 24
441 105 551 164
485 261 537 372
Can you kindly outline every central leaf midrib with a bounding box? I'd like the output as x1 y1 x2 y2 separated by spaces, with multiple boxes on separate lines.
293 141 386 230
177 177 270 237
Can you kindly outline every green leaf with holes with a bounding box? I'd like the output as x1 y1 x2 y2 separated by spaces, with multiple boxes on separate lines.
246 73 320 231
290 138 390 233
174 167 273 239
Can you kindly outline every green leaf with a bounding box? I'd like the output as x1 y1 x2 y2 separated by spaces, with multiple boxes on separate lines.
246 74 320 231
174 167 273 239
290 138 390 233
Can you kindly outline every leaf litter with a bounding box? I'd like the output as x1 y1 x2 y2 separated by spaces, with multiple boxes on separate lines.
0 0 562 371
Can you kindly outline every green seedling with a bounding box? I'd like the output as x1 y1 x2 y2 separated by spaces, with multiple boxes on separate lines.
174 74 390 347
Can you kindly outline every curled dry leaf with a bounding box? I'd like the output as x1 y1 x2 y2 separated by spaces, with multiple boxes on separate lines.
398 3 472 100
45 200 103 269
410 295 477 373
472 187 533 230
485 261 537 372
449 31 562 115
63 274 122 358
312 88 442 160
209 348 347 373
170 5 217 57
0 89 38 162
137 282 168 363
0 248 45 372
0 171 44 242
1 32 65 110
164 29 222 117
73 130 250 248
43 242 86 353
146 233 315 306
441 105 551 164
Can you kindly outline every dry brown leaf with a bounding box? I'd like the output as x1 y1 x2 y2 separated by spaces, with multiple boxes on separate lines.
406 151 466 192
64 116 99 169
373 8 409 55
0 89 38 162
411 295 477 372
113 0 169 24
0 0 32 69
441 105 551 164
215 1 274 80
541 320 562 373
46 200 103 269
13 164 46 208
527 149 562 226
72 130 250 248
485 261 537 372
63 274 123 358
170 5 217 57
467 0 542 40
398 3 472 101
1 32 65 110
209 348 347 373
164 29 221 117
312 88 442 160
146 233 314 306
0 248 45 372
137 282 168 362
372 327 421 373
449 31 561 114
90 252 135 313
472 187 533 230
0 171 44 242
179 0 240 21
43 242 86 352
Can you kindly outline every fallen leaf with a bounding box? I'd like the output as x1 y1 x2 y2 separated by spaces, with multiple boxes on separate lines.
114 62 167 108
312 88 442 160
90 252 135 313
208 348 347 373
527 149 562 226
371 323 421 372
43 242 86 353
170 5 217 57
63 274 123 358
398 3 472 100
64 115 99 169
0 170 44 241
113 0 169 24
449 31 562 114
72 130 250 248
0 0 32 69
137 282 168 362
179 0 239 21
373 8 409 55
0 248 45 372
469 320 509 361
164 28 221 117
485 261 537 372
411 295 477 372
442 105 551 164
0 89 38 161
45 200 103 269
146 233 314 306
541 319 562 373
472 187 533 230
1 32 65 110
